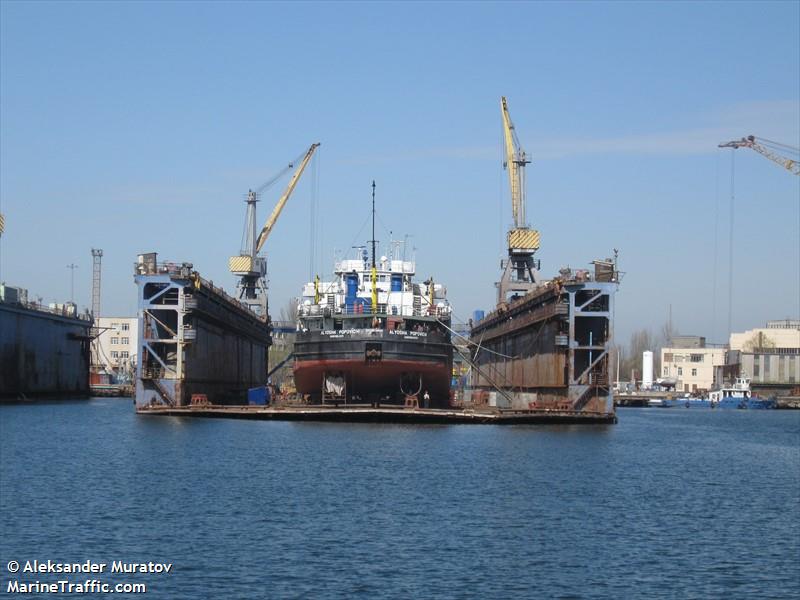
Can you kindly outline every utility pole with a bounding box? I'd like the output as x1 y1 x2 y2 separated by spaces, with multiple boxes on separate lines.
66 263 78 303
0 212 5 282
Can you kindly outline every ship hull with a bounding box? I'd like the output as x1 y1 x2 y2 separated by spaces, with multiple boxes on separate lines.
293 330 453 407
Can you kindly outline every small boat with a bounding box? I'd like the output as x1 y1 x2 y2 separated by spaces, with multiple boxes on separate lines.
707 376 776 409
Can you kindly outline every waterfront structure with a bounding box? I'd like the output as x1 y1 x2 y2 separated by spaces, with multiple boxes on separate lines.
730 320 800 388
660 338 726 393
133 253 271 408
470 261 619 413
1 286 92 400
96 317 138 380
467 98 619 419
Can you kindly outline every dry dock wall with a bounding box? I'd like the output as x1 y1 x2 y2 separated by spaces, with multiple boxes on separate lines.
134 259 271 408
0 303 91 399
470 271 617 415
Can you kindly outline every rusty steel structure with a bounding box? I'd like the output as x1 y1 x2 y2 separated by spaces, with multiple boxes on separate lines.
468 97 619 419
134 252 271 408
469 259 619 414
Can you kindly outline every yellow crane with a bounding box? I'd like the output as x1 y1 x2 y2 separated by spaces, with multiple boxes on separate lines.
229 142 320 313
718 135 799 175
497 97 540 304
255 143 321 250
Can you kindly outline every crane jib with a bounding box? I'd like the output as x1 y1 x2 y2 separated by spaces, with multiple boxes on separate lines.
255 143 321 252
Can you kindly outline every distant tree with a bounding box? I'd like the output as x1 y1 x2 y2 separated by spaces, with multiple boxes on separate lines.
619 318 678 386
743 332 775 352
622 329 654 382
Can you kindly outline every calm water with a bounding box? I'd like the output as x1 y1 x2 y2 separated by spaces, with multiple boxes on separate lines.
1 400 798 599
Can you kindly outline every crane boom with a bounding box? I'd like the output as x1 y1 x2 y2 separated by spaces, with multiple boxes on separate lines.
718 135 799 175
255 142 320 252
501 97 531 228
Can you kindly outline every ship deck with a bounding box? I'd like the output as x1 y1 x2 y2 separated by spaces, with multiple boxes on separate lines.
136 404 617 424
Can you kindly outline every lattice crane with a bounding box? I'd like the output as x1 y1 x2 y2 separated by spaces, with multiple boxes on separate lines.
718 135 799 175
497 97 540 304
229 142 320 315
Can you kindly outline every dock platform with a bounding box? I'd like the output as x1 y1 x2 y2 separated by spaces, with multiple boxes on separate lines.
136 404 617 424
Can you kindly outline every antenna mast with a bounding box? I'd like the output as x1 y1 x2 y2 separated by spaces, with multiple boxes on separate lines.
371 180 377 269
370 181 378 314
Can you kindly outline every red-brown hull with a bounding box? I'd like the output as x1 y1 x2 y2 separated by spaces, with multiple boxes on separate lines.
294 358 451 407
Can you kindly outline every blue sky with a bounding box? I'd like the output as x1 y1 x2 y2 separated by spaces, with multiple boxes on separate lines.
1 0 798 344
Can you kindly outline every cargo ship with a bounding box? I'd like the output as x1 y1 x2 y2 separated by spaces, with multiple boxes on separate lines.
1 284 92 401
466 98 619 418
292 183 453 407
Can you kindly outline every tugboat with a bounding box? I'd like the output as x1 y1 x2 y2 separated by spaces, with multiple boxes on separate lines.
662 375 776 409
292 183 453 407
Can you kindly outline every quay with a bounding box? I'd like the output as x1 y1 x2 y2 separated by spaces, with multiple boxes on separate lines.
136 404 618 425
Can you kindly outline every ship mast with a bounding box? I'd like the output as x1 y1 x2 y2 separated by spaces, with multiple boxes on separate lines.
370 181 378 314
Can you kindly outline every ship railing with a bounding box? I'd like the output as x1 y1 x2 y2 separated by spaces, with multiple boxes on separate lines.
10 300 93 322
134 260 264 319
579 370 609 387
134 260 195 278
300 304 452 318
141 366 165 380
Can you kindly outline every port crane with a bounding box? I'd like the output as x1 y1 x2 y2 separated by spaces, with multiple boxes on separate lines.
718 135 799 175
497 97 541 304
229 142 320 316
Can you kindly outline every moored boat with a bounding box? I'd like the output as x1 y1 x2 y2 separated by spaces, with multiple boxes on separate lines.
292 185 453 407
662 376 776 409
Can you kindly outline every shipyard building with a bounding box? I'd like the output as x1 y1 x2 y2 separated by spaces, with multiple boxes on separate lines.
660 321 799 395
95 317 138 380
729 320 799 389
661 337 726 394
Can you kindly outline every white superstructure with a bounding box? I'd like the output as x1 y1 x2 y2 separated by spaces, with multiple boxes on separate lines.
297 246 451 322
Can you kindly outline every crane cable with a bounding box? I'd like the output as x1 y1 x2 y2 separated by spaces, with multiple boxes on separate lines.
253 149 308 196
754 137 799 154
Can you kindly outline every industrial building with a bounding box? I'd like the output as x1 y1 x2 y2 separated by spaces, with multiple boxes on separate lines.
729 320 799 391
661 336 726 393
96 317 138 381
660 322 799 395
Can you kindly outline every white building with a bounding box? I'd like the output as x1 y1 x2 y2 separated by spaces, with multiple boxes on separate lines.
661 337 726 393
96 317 138 378
730 320 800 386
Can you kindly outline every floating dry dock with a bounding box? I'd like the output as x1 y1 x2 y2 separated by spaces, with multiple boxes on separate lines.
134 253 271 408
1 291 92 401
137 403 617 424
